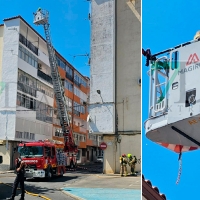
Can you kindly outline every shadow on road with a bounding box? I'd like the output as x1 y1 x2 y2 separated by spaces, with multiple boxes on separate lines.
0 176 80 200
26 175 79 183
0 181 59 200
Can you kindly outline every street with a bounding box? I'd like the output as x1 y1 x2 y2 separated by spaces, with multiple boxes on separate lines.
0 164 141 200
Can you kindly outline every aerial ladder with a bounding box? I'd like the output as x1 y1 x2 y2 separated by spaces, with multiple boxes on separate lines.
33 9 77 153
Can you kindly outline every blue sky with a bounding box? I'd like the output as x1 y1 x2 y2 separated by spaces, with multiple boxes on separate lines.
142 1 200 199
0 0 90 77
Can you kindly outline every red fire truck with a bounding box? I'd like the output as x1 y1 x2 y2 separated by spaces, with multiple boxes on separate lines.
18 139 77 179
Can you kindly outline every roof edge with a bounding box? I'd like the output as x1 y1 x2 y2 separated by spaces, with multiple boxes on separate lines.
3 15 89 80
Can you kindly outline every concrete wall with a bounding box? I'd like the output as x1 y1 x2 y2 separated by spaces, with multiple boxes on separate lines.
0 144 10 170
115 0 141 171
0 26 4 82
90 0 141 174
89 0 115 134
116 0 141 132
115 134 141 173
0 19 20 141
103 135 116 173
15 117 52 141
103 134 140 173
0 141 19 170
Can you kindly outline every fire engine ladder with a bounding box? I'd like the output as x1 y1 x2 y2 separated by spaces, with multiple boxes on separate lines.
148 56 169 117
33 9 74 146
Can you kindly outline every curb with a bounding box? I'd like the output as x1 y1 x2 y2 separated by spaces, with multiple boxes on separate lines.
61 189 85 200
0 171 14 174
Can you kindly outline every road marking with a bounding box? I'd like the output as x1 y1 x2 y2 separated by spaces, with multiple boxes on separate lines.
61 189 85 200
62 188 141 200
0 181 51 200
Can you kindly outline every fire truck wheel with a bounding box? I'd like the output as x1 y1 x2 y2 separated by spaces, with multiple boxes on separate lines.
60 168 64 177
46 167 52 180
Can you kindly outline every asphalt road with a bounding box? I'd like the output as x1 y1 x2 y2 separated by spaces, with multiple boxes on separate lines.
0 164 141 200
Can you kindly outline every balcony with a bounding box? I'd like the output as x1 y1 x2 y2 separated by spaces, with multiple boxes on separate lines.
19 33 38 56
36 112 53 123
17 81 36 97
37 69 53 85
74 80 81 88
66 73 73 82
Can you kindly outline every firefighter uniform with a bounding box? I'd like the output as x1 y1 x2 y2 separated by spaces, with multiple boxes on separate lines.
128 154 137 175
7 154 26 200
120 154 128 176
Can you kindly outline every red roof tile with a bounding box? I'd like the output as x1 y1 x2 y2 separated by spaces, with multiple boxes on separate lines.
142 175 167 200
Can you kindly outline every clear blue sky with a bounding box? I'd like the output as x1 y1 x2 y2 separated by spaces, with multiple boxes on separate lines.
0 0 90 77
143 1 200 199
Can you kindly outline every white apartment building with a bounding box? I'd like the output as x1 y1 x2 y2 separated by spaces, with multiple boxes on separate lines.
0 15 93 170
0 16 54 170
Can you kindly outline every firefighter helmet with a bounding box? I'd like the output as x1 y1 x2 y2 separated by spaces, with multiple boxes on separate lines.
127 154 132 158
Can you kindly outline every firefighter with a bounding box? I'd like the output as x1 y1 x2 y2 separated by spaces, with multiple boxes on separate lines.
6 152 26 200
194 31 200 40
120 154 128 177
37 7 42 12
128 154 137 176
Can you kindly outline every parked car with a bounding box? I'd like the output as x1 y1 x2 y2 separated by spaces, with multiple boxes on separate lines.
96 156 103 163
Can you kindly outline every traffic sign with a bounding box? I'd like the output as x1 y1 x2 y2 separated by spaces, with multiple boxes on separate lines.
100 142 107 150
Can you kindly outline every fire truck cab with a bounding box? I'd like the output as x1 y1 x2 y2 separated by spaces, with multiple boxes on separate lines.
18 140 69 179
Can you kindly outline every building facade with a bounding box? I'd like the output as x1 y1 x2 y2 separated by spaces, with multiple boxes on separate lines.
89 0 141 174
0 16 98 170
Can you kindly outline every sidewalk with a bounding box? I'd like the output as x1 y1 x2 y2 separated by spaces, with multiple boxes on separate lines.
0 170 14 174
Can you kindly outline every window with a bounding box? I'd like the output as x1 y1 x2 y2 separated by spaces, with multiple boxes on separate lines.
171 51 179 70
24 132 29 140
65 80 73 92
44 146 51 157
17 92 36 110
30 133 35 140
36 100 53 123
16 131 23 139
82 149 86 157
19 44 38 68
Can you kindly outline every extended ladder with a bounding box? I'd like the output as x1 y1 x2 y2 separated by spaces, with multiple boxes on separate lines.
33 9 76 151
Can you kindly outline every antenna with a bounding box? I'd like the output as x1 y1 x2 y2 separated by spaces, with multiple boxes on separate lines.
69 53 90 65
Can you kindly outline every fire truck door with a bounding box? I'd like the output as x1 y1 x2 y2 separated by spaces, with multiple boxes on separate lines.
51 147 57 166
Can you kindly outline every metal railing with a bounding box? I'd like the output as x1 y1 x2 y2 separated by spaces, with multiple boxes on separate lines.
17 81 37 97
19 33 38 55
37 69 53 84
36 112 53 123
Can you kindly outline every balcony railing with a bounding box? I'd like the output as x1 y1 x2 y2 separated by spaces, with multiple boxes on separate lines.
17 81 37 97
36 112 53 123
37 69 53 85
19 33 38 56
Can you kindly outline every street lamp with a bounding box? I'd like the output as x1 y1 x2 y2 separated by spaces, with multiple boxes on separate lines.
96 90 104 103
